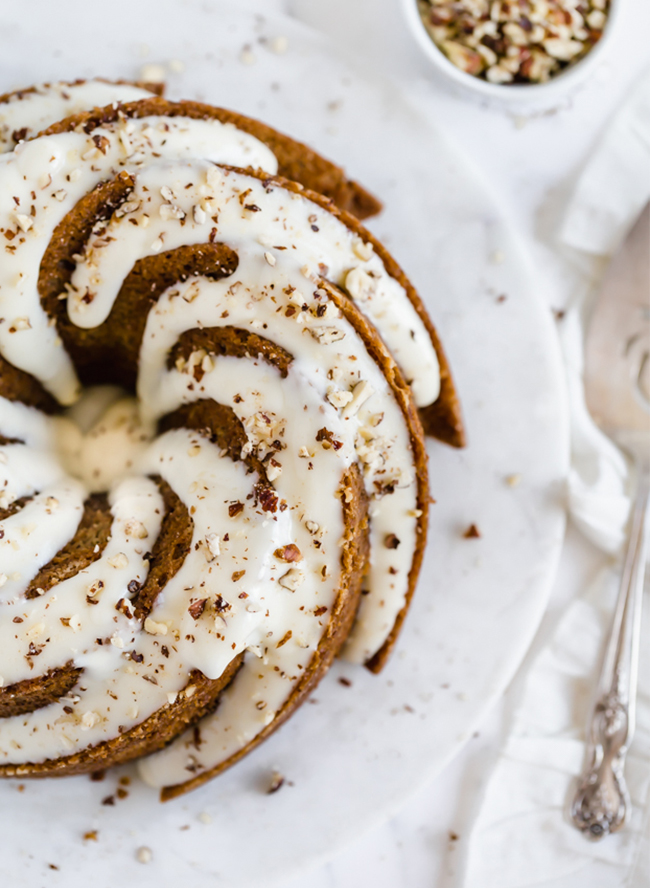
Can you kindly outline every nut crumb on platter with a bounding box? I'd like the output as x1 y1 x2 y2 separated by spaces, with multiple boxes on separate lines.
266 770 285 794
136 846 153 864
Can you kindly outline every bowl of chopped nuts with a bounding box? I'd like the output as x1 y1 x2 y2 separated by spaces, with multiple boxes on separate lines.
402 0 617 104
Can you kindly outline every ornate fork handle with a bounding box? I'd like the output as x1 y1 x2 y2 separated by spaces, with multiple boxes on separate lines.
571 690 629 838
571 462 650 840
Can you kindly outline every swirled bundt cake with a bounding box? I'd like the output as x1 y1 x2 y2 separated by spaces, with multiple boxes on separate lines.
0 79 463 799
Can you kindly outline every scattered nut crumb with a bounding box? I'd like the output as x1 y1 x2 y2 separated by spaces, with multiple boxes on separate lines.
274 543 302 563
144 617 168 636
463 523 481 539
240 46 257 66
278 568 304 592
266 770 285 794
136 846 153 864
269 35 289 55
140 63 166 84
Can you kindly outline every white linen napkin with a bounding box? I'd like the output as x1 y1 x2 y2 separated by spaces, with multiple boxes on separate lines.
463 566 650 888
461 68 650 888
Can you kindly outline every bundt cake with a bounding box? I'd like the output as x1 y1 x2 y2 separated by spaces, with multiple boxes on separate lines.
0 79 463 799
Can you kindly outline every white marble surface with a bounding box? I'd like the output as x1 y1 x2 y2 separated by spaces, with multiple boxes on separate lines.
272 1 650 887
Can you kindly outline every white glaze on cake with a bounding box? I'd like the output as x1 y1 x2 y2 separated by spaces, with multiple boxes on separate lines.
0 80 156 153
0 96 434 788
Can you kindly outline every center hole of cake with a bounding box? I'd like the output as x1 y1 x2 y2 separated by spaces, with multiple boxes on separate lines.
56 385 153 493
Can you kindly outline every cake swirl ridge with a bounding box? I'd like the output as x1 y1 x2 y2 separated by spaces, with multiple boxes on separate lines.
0 82 460 798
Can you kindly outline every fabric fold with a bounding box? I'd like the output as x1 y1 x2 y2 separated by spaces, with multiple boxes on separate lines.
559 69 650 257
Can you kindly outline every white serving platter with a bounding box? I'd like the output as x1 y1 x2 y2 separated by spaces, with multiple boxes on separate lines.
0 2 568 885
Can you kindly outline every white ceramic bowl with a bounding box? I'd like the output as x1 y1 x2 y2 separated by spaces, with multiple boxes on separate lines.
400 0 621 107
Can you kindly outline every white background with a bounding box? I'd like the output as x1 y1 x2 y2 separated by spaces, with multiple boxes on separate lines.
0 1 647 886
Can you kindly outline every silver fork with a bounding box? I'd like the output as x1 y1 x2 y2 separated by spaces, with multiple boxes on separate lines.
570 205 650 841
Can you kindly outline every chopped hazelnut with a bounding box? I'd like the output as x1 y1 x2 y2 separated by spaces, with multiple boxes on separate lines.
274 544 302 562
278 569 305 592
144 617 168 636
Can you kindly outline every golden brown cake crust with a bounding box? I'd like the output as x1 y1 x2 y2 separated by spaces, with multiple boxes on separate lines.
0 352 59 414
0 663 83 719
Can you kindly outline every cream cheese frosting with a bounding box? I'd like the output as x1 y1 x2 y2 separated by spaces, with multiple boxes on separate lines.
0 80 155 153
